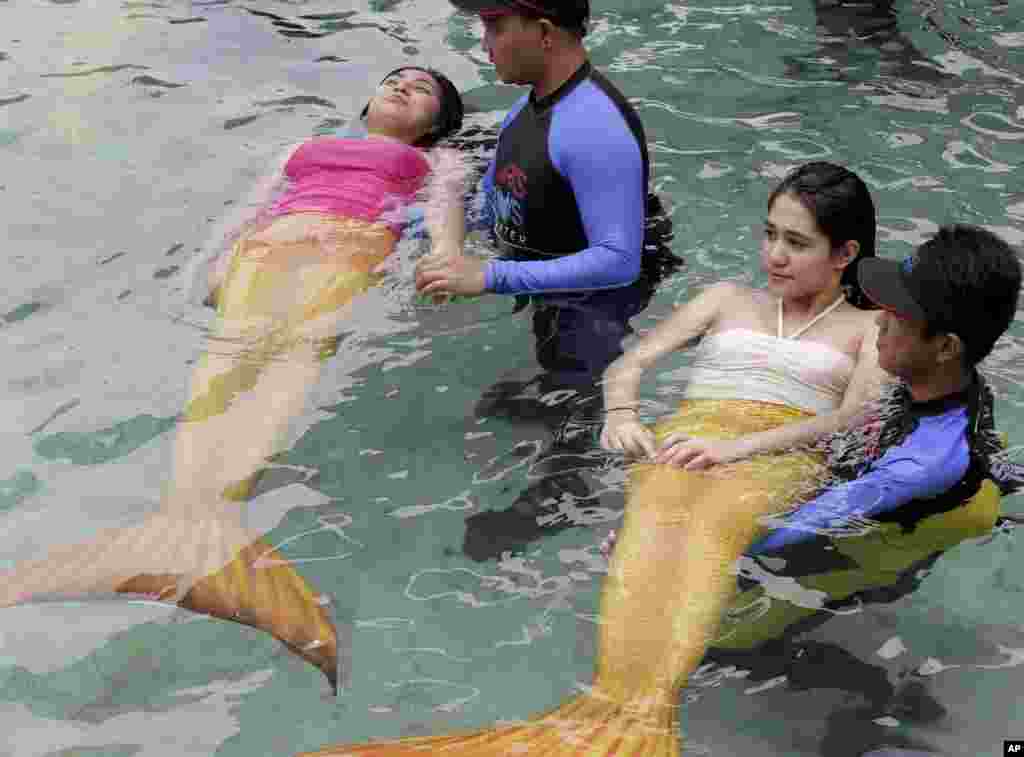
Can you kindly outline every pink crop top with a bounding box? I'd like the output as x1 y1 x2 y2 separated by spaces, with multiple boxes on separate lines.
267 137 430 235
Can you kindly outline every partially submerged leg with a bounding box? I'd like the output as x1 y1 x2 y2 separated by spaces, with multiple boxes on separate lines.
170 224 392 510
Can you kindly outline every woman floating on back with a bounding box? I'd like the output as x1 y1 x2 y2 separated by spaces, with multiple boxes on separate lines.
1 67 466 691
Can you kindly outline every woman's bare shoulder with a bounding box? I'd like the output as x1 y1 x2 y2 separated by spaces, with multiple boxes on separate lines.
844 305 880 336
679 282 765 334
695 280 760 305
834 305 880 362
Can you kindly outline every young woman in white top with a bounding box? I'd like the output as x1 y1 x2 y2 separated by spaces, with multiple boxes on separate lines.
588 161 886 753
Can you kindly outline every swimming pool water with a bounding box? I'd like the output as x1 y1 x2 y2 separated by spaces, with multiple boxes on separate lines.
2 1 1023 755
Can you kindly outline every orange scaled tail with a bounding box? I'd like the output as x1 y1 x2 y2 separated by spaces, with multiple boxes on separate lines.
2 522 339 691
117 536 339 691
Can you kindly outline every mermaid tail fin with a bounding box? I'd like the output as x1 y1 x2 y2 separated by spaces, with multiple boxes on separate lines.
115 535 339 690
176 535 338 690
1 517 339 691
297 693 680 756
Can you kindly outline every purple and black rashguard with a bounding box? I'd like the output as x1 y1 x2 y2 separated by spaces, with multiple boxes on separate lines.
476 61 652 384
748 383 989 557
479 61 647 293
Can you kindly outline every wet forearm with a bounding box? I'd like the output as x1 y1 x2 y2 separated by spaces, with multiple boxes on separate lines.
603 353 648 411
426 197 465 255
424 149 470 255
740 405 863 457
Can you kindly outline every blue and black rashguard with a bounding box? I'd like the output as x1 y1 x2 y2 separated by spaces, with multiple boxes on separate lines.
475 61 653 384
479 62 647 293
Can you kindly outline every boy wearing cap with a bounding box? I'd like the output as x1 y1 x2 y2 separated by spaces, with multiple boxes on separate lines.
746 224 1020 558
699 224 1022 755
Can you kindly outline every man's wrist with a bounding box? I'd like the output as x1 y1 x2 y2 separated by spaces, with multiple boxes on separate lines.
481 259 494 292
430 240 462 256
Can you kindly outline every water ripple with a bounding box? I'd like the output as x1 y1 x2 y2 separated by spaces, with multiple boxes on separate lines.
390 490 477 520
40 64 148 79
0 94 30 107
759 139 832 160
941 140 1013 173
381 678 480 713
405 559 577 609
961 111 1024 141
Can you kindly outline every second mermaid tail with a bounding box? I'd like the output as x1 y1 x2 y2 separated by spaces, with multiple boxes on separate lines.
299 692 679 756
299 400 823 756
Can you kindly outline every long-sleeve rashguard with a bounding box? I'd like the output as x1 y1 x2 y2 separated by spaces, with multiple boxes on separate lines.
748 394 974 556
478 62 648 295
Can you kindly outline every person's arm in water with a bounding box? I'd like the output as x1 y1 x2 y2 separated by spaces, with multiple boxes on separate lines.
748 409 971 555
657 315 887 470
600 282 733 458
413 121 501 295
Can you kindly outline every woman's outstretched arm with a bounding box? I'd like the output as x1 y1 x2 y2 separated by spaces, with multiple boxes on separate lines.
422 148 469 257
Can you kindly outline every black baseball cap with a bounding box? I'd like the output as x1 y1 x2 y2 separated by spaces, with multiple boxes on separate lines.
859 225 1023 367
857 253 937 324
449 0 589 31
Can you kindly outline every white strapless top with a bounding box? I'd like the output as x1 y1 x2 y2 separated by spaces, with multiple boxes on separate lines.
682 328 856 414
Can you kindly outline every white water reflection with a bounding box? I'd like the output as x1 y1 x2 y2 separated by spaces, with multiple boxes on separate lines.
2 670 272 757
0 601 179 675
941 139 1013 173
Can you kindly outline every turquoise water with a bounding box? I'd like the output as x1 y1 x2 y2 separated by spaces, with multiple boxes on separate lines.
2 0 1024 755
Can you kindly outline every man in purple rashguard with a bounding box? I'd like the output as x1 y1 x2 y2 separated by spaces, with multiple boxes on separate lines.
417 0 680 560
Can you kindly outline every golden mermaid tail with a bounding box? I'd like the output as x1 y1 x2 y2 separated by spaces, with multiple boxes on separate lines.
300 693 679 756
177 216 394 505
187 215 393 427
2 216 399 690
300 400 824 755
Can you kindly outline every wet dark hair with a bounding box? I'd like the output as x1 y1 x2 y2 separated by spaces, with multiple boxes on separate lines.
470 0 589 38
525 9 588 40
360 66 464 148
768 162 878 310
917 225 1022 369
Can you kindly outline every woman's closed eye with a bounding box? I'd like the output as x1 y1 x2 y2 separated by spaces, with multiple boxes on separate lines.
383 78 434 96
765 227 812 250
